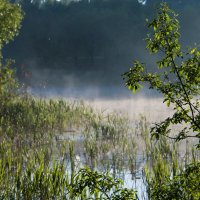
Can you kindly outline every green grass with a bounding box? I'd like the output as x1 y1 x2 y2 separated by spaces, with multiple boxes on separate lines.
0 67 199 199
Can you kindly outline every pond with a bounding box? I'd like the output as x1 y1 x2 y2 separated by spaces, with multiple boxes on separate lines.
52 98 199 199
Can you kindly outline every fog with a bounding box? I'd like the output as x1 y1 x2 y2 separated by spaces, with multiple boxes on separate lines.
86 97 172 122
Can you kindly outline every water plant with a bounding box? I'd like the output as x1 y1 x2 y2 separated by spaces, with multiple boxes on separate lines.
0 140 138 200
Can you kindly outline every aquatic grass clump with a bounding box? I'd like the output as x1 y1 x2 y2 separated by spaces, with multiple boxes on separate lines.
0 94 102 148
82 111 138 176
141 130 200 199
143 148 200 200
0 140 137 200
146 162 200 200
136 114 200 199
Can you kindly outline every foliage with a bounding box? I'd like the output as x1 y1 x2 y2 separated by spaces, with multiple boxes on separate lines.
72 167 137 200
0 0 23 98
0 59 18 99
142 126 200 200
123 3 200 146
0 141 137 200
0 0 23 58
146 162 200 200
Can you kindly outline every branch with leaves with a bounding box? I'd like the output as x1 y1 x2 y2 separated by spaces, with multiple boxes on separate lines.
123 3 200 147
70 167 138 200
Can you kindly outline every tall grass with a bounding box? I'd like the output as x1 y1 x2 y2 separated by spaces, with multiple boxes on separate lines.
0 67 199 199
136 116 200 199
0 140 138 200
0 76 139 199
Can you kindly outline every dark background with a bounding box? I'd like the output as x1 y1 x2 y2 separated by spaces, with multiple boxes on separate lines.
4 0 200 98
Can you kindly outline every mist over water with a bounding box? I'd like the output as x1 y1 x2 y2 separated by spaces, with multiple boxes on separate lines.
29 85 172 123
86 97 171 121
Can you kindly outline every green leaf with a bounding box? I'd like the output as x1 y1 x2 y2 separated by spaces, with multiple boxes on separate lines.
166 100 170 107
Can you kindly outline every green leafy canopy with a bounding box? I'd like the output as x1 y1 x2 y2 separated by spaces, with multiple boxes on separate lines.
0 0 23 57
0 0 23 96
123 3 200 147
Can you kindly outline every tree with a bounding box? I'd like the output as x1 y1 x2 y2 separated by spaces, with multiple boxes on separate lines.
123 3 200 147
0 0 23 58
0 0 23 96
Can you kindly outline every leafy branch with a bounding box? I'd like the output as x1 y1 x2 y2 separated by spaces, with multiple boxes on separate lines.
123 3 200 147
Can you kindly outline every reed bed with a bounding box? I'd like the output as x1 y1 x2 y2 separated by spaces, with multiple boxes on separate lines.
0 81 199 199
0 140 138 200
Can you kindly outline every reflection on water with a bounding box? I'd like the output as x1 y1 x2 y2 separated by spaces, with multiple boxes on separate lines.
24 88 199 199
53 96 198 199
56 131 149 199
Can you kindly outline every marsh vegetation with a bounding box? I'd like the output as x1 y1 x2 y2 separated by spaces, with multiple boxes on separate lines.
0 0 199 199
0 91 199 199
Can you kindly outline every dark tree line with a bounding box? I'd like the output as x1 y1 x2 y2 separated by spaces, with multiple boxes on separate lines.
4 0 200 88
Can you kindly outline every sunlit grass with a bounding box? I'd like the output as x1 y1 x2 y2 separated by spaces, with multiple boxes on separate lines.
0 88 199 199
